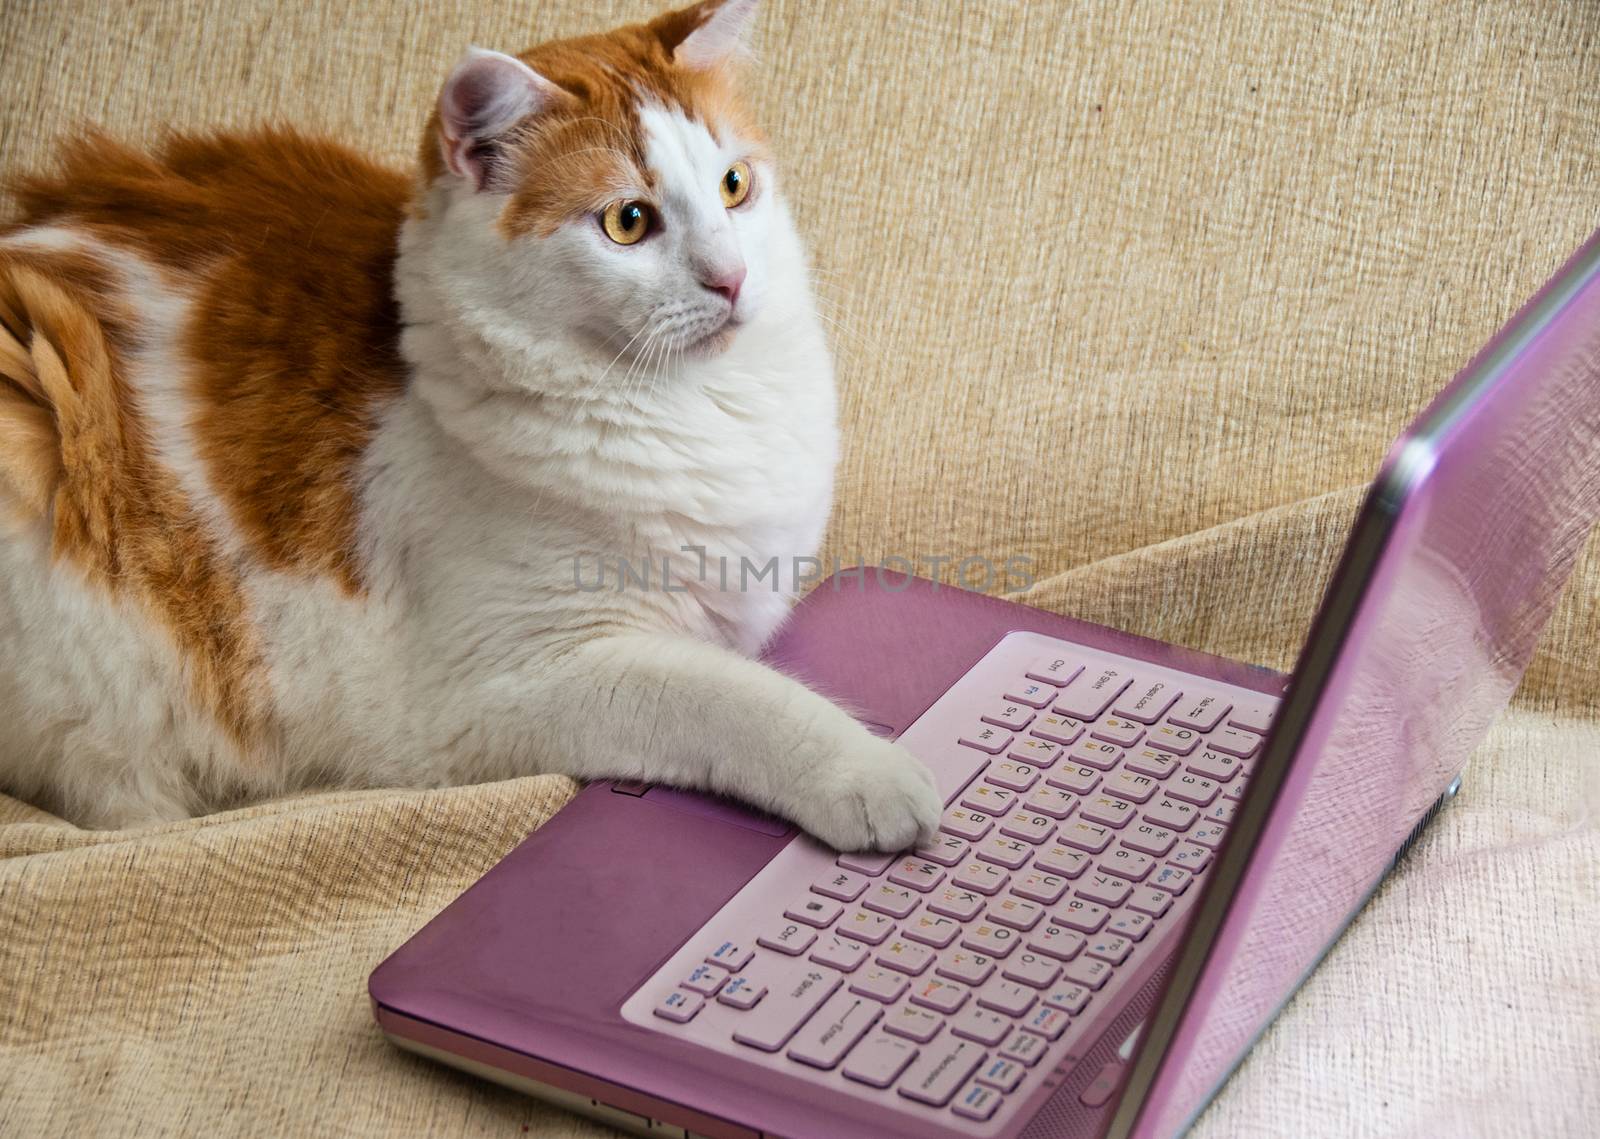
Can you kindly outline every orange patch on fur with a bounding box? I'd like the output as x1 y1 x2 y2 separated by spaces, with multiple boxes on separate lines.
0 254 271 749
11 129 411 592
418 2 767 238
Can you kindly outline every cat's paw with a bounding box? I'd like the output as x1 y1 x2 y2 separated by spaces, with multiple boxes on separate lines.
800 741 943 853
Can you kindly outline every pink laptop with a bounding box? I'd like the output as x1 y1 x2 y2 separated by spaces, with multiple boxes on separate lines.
369 230 1600 1139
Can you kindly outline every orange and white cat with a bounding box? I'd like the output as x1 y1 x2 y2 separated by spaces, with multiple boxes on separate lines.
0 0 941 848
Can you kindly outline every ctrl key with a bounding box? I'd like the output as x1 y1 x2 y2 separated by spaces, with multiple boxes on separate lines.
652 990 704 1023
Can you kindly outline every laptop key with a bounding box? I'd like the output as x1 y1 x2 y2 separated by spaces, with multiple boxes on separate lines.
937 950 996 985
787 990 884 1070
889 857 947 893
1086 934 1133 965
1068 739 1124 772
1099 847 1154 882
840 907 896 945
813 869 870 902
1000 1028 1050 1066
928 886 986 922
1147 723 1201 756
1031 714 1086 746
1109 911 1154 941
1123 823 1178 856
1128 887 1173 917
1053 667 1133 720
1063 956 1113 990
976 1055 1026 1092
1043 983 1092 1014
683 963 730 995
1027 923 1086 961
883 1003 944 1043
1081 793 1137 828
1205 800 1237 826
1023 786 1078 819
654 990 704 1023
1077 873 1134 907
1167 773 1219 806
717 975 767 1009
954 861 1010 896
959 726 1014 754
953 1078 1005 1121
850 966 910 1003
961 921 1021 958
1023 1004 1071 1040
863 883 921 920
1114 680 1182 725
1034 845 1091 878
1228 701 1276 733
1013 870 1071 905
986 896 1045 931
975 835 1033 870
1167 842 1212 873
810 935 870 972
732 963 842 1051
1189 821 1229 849
841 1031 918 1088
941 808 995 842
1059 819 1114 853
1057 898 1109 933
988 762 1041 793
1026 656 1083 687
1106 769 1159 803
902 912 962 949
951 1006 1012 1046
785 897 844 928
1125 747 1180 778
962 783 1018 816
1003 681 1056 710
982 702 1036 731
877 939 936 976
1090 717 1146 747
706 940 755 972
1148 866 1193 895
835 851 896 876
1170 694 1232 732
1045 764 1101 795
978 981 1037 1017
1186 748 1243 782
909 976 970 1014
1209 726 1263 758
898 1037 988 1106
914 833 969 867
1144 797 1198 831
1002 952 1062 989
759 921 817 957
999 810 1055 844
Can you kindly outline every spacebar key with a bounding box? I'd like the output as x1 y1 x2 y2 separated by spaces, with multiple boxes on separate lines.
732 961 843 1052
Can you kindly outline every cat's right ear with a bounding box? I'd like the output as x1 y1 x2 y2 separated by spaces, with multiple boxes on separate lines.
437 48 561 192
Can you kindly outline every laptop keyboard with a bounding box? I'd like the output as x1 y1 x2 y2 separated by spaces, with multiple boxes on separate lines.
621 631 1277 1134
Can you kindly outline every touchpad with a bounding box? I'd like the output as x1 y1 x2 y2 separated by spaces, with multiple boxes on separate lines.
638 786 794 837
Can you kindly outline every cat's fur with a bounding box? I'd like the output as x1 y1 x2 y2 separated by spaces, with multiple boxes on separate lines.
0 0 941 850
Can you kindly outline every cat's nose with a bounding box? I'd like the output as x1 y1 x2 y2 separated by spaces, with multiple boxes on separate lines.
700 265 746 308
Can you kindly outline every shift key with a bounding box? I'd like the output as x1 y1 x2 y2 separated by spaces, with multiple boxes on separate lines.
1054 667 1134 720
732 960 843 1052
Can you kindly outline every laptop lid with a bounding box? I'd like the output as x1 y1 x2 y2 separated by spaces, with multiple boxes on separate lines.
1108 230 1600 1139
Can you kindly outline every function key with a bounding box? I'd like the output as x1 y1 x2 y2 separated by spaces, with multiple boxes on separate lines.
653 990 704 1023
1043 983 1092 1014
1026 655 1084 687
1053 666 1133 720
1113 680 1182 725
1128 886 1173 917
1148 865 1193 895
1003 681 1057 710
1169 694 1232 732
981 701 1036 731
1168 842 1212 873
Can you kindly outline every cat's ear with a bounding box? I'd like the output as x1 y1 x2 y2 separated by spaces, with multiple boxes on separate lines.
656 0 759 70
436 47 562 191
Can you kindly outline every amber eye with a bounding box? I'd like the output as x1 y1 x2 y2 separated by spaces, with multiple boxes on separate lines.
720 161 753 208
602 200 653 245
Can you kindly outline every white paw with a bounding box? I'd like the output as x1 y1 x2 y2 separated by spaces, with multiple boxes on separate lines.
799 740 943 853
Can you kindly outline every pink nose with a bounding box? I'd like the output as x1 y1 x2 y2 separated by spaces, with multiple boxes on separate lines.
701 265 746 307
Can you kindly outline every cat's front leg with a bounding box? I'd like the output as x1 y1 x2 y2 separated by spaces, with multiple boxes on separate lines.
510 632 943 852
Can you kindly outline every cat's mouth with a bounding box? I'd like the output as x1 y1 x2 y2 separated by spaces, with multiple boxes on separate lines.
683 314 742 357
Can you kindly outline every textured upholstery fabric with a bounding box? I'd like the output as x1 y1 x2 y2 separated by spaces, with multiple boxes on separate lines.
2 2 1597 1136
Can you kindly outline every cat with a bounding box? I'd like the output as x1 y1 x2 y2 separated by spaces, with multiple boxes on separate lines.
0 0 942 850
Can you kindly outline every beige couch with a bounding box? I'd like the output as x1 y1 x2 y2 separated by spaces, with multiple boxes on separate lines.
2 1 1597 1135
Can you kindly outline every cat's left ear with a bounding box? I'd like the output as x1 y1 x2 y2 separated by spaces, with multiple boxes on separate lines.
656 0 760 70
437 47 563 191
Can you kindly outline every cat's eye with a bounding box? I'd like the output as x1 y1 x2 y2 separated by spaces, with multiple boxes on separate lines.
602 200 653 245
720 161 753 209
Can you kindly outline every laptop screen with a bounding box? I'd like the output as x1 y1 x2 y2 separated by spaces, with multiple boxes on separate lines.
1111 231 1600 1138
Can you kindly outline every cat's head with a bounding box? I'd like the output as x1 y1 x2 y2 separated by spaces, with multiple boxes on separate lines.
414 0 779 366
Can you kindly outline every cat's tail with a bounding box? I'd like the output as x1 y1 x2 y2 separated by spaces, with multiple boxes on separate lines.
0 259 113 528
